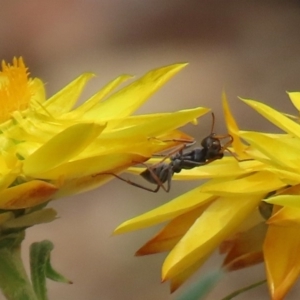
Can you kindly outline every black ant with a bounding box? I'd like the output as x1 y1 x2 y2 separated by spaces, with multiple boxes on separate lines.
99 113 233 192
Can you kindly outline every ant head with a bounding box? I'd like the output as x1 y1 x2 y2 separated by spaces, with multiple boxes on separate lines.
201 135 224 160
201 134 222 154
200 112 232 160
200 112 220 149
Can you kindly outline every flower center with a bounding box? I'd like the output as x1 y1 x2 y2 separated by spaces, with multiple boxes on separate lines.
0 57 32 123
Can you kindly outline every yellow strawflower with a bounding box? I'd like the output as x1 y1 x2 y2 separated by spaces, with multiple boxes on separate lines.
0 58 209 300
115 91 300 300
0 58 208 209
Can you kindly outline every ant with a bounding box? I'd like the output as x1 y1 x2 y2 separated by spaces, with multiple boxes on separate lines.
99 113 233 192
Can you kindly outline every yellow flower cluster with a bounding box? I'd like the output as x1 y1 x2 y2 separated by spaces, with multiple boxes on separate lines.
0 58 206 227
116 92 300 300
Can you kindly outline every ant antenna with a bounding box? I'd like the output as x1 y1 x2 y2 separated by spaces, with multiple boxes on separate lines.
210 112 216 134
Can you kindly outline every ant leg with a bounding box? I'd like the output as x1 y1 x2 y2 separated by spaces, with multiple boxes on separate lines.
213 133 233 141
224 148 253 162
148 137 195 145
137 144 187 169
220 137 253 163
165 167 174 192
96 172 161 193
139 162 170 192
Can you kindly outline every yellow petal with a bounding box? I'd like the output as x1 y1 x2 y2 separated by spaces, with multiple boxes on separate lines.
28 78 46 105
222 92 249 158
264 224 300 300
238 159 267 172
268 206 300 226
200 171 286 197
84 63 188 120
42 73 95 116
43 73 95 117
0 180 57 209
35 153 148 180
265 195 300 208
114 188 215 234
263 168 300 185
162 195 262 280
67 74 133 120
83 107 207 160
98 107 209 141
240 131 300 170
106 113 186 132
172 157 251 180
241 98 300 138
136 206 208 255
221 222 266 271
287 91 300 112
77 108 205 160
131 158 263 185
53 173 114 199
170 254 210 292
23 123 106 176
0 154 21 191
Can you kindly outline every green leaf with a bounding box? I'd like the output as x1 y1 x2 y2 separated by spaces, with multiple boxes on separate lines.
175 269 224 300
30 240 71 300
45 259 72 284
3 209 57 229
0 244 38 300
0 233 24 249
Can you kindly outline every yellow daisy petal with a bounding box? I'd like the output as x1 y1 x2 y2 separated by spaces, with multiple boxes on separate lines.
240 131 300 171
221 222 266 271
199 171 286 196
114 188 215 234
264 195 300 208
287 91 300 112
267 206 300 226
162 195 262 280
100 107 209 140
42 73 95 116
66 74 133 120
136 206 207 255
222 92 249 158
263 168 300 185
34 153 148 180
170 255 210 292
0 180 57 209
241 98 300 138
264 224 300 300
28 78 46 106
83 63 188 120
53 173 114 199
172 157 251 180
23 122 106 176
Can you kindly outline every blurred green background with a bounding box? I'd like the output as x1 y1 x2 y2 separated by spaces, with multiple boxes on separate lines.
1 1 300 299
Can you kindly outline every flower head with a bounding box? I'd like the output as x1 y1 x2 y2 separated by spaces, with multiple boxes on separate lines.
0 58 208 229
115 91 300 299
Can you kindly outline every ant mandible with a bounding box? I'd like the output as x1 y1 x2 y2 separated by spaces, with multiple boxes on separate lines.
100 113 233 192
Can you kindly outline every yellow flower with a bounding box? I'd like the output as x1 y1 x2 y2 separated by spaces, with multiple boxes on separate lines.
0 58 208 227
115 91 300 300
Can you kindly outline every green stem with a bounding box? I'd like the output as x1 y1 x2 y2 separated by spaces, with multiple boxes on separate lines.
221 279 267 300
0 242 37 300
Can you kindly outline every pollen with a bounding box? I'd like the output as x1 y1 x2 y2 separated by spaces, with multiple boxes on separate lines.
0 57 32 123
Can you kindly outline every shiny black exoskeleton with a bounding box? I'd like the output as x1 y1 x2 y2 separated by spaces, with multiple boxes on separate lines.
139 132 229 192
